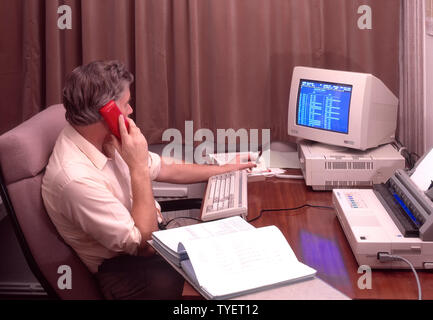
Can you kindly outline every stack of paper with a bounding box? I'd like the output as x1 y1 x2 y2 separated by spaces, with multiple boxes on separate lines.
151 216 317 300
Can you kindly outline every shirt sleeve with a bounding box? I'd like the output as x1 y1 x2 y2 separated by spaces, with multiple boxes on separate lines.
60 177 142 255
148 152 161 180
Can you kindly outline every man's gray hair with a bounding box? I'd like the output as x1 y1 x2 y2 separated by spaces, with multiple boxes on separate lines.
62 60 134 126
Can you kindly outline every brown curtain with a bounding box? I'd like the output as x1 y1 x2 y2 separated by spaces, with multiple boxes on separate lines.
0 0 400 145
398 0 425 156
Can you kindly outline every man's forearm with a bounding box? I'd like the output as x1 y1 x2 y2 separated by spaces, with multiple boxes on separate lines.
164 163 221 183
130 167 158 243
156 159 250 184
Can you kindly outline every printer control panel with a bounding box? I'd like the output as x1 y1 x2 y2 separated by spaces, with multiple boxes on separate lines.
343 191 367 209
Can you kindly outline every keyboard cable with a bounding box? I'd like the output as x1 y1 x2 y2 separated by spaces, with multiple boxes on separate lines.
160 203 334 228
247 204 334 223
160 216 203 230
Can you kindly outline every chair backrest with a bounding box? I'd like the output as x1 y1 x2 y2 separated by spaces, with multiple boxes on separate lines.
0 104 103 299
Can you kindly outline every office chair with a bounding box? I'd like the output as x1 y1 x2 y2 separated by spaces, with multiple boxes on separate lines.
0 104 202 299
0 104 104 299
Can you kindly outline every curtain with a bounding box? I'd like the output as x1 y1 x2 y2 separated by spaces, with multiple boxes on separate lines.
0 0 400 146
398 0 425 156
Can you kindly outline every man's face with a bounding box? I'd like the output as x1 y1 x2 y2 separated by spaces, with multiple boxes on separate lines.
116 87 133 118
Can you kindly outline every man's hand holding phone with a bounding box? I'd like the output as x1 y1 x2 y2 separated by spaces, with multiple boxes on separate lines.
111 115 149 173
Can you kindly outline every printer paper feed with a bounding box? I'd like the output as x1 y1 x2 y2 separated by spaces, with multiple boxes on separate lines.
410 148 433 192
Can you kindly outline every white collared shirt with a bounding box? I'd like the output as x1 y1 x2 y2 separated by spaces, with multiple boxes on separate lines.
42 124 161 273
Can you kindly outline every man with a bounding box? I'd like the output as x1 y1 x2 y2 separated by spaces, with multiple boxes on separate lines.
41 60 255 299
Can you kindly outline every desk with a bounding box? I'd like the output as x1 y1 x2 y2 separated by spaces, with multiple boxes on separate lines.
183 174 433 299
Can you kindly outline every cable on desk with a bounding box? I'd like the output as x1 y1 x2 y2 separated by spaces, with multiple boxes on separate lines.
160 204 334 227
247 204 334 223
377 252 422 300
160 216 203 230
392 139 420 170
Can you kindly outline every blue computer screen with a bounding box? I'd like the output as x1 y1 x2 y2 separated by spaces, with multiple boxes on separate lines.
296 79 352 134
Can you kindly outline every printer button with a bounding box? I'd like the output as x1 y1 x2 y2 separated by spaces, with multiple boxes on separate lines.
423 262 433 269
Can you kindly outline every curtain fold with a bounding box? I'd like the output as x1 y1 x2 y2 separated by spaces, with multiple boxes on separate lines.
0 0 401 147
398 0 425 156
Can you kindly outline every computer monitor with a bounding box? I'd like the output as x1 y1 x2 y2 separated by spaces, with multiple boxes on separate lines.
287 66 398 151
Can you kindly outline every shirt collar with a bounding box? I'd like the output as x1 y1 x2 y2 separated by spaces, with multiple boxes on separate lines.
63 124 108 170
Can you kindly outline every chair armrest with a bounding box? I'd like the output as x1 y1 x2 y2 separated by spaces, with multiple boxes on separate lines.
158 198 202 212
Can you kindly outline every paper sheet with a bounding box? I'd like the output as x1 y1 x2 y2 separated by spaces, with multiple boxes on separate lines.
410 148 433 191
269 151 301 169
152 216 254 253
179 226 316 298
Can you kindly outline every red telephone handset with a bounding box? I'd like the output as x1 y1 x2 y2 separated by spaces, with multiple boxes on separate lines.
99 100 129 140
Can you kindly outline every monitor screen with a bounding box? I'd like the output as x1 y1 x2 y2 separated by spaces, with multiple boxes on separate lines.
296 79 353 134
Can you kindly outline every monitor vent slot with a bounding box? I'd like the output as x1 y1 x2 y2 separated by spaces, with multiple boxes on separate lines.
328 162 347 170
326 161 373 170
325 180 372 188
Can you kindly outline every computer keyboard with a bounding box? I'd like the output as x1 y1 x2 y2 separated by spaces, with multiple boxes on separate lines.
201 170 248 221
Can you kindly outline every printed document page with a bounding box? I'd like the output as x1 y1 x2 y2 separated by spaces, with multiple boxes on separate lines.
179 226 316 298
152 216 254 254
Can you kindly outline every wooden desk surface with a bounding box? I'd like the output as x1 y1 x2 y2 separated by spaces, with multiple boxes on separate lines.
244 176 433 300
182 174 433 300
